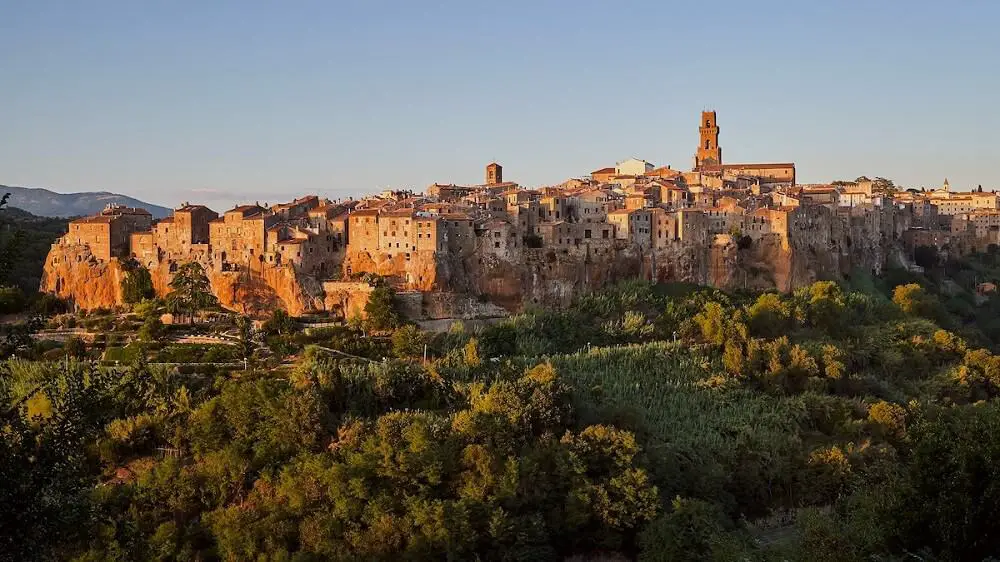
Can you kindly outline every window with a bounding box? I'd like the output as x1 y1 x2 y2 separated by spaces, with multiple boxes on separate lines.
585 229 592 238
494 241 500 248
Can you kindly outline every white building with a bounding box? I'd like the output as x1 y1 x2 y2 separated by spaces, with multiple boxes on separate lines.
615 158 655 176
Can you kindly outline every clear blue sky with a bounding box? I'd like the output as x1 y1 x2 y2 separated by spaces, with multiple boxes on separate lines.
2 0 998 211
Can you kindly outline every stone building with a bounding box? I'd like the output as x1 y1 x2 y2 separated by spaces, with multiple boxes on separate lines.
616 158 655 176
486 162 503 186
67 204 152 262
208 204 275 271
591 167 617 183
132 204 219 265
347 209 381 253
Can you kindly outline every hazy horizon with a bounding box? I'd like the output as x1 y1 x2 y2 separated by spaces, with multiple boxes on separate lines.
3 0 998 211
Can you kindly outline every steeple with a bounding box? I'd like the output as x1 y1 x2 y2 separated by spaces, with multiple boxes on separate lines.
943 178 950 191
693 110 721 170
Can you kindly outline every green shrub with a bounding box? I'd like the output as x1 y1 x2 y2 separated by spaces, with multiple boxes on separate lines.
0 286 27 314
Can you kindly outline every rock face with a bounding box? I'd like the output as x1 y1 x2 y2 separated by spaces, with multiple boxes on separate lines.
41 243 325 316
41 244 126 310
41 204 904 316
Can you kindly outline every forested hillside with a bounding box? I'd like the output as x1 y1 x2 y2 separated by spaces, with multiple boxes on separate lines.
5 251 1000 559
0 206 69 293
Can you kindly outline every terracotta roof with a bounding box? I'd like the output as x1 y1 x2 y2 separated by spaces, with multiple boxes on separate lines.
176 204 212 213
591 167 616 175
70 215 115 224
701 163 795 171
227 204 266 217
350 209 380 217
381 209 415 218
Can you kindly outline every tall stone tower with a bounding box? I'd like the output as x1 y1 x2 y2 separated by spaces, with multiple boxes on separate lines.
486 162 503 185
694 111 722 169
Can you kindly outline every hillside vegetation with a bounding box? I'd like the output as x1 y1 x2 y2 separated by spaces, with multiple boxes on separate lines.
5 251 1000 560
0 206 69 294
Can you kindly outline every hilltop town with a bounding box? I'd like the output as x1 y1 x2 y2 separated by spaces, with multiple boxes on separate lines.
40 111 1000 318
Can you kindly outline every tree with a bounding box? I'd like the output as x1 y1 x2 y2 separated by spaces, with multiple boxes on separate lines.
64 336 87 359
235 315 260 369
868 400 906 439
893 283 937 318
121 260 155 304
0 286 26 314
363 286 399 332
0 321 40 359
391 324 426 359
872 177 896 193
165 262 217 322
794 281 846 332
0 193 26 287
747 292 791 337
137 315 166 343
262 309 295 336
638 497 732 562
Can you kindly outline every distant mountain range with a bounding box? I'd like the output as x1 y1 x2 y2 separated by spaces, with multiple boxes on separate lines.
0 185 171 219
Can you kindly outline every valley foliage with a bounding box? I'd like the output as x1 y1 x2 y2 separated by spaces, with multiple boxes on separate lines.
5 253 1000 560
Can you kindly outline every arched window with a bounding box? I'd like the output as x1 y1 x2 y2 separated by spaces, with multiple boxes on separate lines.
705 139 711 149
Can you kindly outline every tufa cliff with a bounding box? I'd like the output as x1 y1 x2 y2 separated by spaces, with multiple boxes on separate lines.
41 204 903 316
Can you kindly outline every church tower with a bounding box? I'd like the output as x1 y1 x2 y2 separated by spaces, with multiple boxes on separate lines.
486 162 503 185
694 110 722 169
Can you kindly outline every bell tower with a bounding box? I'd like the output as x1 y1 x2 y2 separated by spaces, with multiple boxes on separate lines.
694 110 721 169
486 162 502 185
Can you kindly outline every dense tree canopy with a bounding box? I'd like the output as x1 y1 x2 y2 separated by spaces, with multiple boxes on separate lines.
7 254 1000 559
